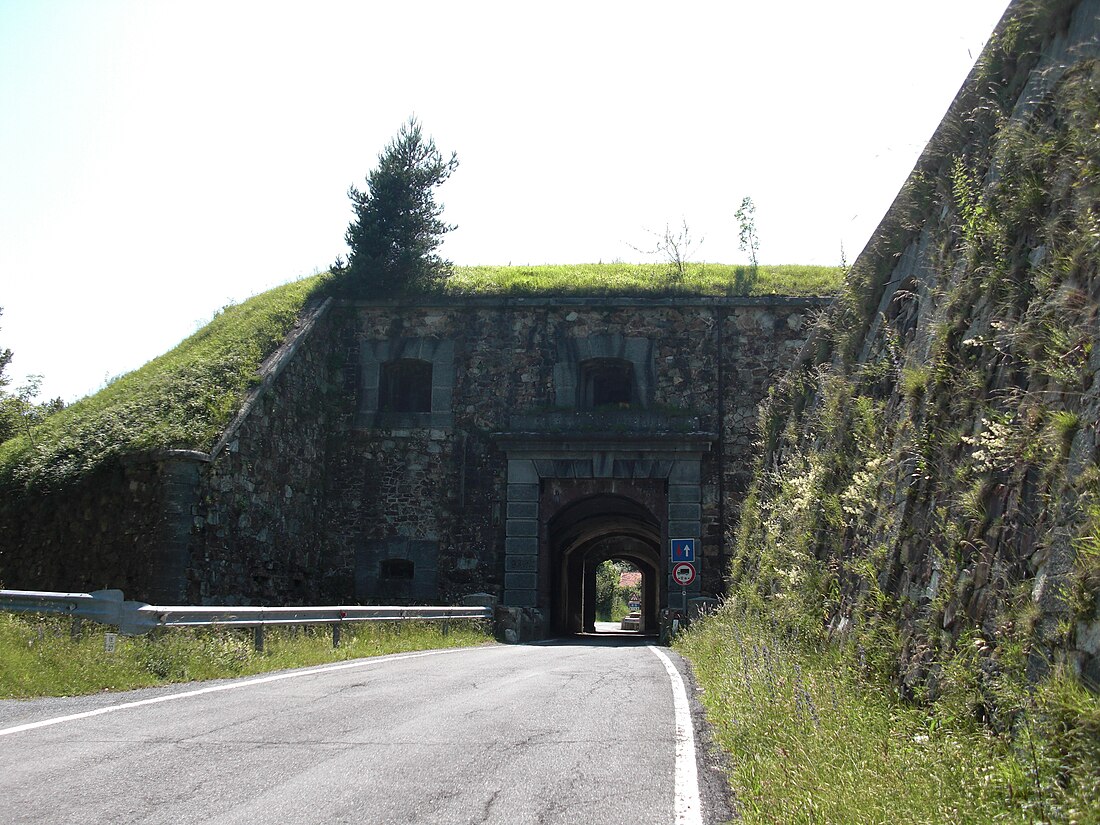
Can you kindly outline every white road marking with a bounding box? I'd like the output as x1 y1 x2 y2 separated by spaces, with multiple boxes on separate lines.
0 647 477 738
649 645 704 825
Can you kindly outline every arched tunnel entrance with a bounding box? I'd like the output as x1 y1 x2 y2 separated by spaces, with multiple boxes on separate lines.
548 494 661 635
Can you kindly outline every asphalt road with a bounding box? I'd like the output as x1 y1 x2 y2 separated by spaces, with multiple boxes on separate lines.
0 637 731 824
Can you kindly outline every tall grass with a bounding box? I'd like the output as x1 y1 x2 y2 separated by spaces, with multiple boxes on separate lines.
0 613 492 699
446 263 842 297
0 274 330 492
676 607 1100 825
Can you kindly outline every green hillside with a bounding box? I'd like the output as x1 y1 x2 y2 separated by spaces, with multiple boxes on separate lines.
0 274 330 493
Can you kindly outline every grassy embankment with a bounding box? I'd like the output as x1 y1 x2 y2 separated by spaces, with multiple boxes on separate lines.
0 613 492 699
677 608 1100 824
671 45 1100 825
0 273 332 493
447 263 842 297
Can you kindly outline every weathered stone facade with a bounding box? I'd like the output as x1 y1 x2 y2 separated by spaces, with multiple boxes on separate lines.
0 294 825 638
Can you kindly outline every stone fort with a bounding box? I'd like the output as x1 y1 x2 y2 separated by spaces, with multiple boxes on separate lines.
5 294 827 639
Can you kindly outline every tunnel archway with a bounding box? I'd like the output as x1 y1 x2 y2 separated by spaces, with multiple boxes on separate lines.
547 494 661 635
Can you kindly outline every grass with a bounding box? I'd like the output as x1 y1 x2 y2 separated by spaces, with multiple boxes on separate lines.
0 613 493 699
446 263 843 297
0 273 330 493
676 607 1100 825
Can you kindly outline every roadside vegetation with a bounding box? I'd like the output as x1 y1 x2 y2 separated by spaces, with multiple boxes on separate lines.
677 607 1100 824
0 613 492 699
674 20 1100 825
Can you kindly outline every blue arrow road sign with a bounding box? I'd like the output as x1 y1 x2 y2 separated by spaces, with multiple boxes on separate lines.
671 538 695 563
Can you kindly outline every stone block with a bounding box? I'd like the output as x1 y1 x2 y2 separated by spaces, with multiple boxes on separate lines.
505 555 538 572
505 572 538 590
431 387 452 412
507 483 539 502
462 592 498 608
505 536 539 554
503 588 538 608
669 503 702 521
669 484 701 503
507 502 538 520
508 459 538 484
668 520 700 539
670 460 701 483
506 518 538 537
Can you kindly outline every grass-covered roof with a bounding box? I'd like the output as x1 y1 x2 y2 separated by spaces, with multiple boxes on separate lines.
0 263 841 492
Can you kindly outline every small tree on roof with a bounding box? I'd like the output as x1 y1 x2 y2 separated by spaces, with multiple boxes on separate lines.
341 117 459 296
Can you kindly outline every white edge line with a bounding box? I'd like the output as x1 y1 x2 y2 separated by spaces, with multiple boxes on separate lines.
649 645 704 825
0 647 476 738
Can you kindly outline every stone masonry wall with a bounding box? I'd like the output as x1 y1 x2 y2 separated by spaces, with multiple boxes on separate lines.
0 452 199 602
0 294 823 610
321 297 823 605
184 302 341 605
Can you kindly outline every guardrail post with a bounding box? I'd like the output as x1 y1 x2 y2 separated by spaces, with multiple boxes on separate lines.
70 617 83 640
442 618 450 637
253 625 265 653
332 623 341 649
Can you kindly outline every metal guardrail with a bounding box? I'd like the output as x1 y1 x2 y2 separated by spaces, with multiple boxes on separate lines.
0 589 493 647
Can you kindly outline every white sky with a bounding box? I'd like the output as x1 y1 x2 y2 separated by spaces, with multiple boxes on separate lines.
1 0 1010 403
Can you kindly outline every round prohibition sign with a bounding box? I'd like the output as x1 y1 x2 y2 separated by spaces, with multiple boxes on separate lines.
671 562 696 587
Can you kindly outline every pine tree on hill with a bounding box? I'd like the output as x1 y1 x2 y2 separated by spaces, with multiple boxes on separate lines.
341 117 459 296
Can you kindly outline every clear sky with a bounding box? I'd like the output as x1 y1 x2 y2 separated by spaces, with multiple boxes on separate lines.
1 0 1009 403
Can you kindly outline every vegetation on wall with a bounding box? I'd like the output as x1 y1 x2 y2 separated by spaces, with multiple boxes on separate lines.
684 4 1099 820
0 274 330 494
445 262 841 297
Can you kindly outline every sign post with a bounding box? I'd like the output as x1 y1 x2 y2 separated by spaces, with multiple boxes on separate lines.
671 561 696 611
